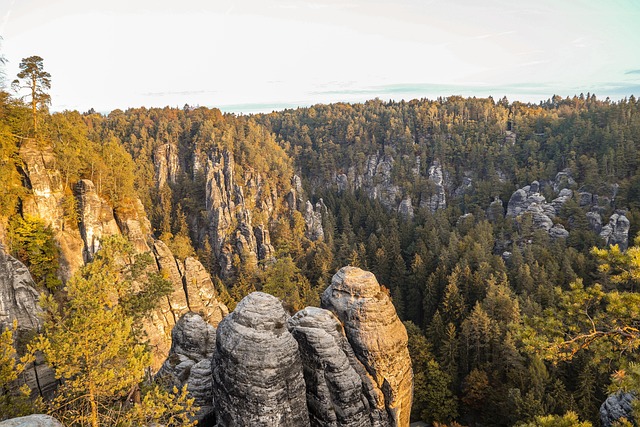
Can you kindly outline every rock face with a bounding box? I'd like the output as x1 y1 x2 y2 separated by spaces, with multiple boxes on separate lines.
333 154 401 211
204 150 278 278
156 312 216 422
600 392 635 427
154 142 180 189
0 415 64 427
0 245 42 332
321 267 413 427
304 200 326 241
212 292 310 427
421 160 447 213
148 241 228 368
74 179 121 262
397 197 414 220
19 139 84 281
114 198 152 254
288 307 389 427
600 212 630 251
0 246 57 399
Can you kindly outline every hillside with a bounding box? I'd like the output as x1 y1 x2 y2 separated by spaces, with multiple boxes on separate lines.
2 91 640 426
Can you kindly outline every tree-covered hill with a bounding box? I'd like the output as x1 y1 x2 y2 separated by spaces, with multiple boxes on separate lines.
3 56 640 425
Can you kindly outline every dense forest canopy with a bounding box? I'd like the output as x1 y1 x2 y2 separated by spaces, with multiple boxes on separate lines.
3 52 640 426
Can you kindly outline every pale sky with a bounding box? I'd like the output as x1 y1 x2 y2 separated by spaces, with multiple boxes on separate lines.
1 0 639 113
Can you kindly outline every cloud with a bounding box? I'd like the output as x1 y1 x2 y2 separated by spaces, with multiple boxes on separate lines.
625 70 640 75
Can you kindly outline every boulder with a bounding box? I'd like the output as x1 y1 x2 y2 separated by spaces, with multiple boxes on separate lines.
600 392 634 427
321 267 413 427
0 415 63 427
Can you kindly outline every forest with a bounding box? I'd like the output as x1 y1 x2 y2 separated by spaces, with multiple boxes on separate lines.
2 55 640 427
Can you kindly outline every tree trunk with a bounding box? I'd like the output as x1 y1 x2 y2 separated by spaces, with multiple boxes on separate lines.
31 75 37 135
89 381 99 427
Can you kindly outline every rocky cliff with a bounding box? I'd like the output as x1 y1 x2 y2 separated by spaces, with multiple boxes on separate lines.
204 150 278 278
0 245 57 398
18 139 84 282
14 141 229 370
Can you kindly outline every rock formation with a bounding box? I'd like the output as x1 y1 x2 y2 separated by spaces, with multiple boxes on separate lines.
74 179 121 262
288 307 390 427
321 267 413 427
204 150 278 278
0 245 56 398
600 212 630 251
154 142 180 189
506 181 571 234
397 197 414 220
148 241 228 368
212 292 310 427
0 415 64 427
600 392 635 427
0 245 43 332
553 170 576 193
114 198 152 254
421 160 447 212
304 200 326 241
156 312 216 422
18 139 84 281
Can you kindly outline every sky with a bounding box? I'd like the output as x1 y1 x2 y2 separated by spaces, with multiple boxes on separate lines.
1 0 639 114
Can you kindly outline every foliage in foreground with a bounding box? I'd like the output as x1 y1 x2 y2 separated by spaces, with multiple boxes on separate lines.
33 236 192 426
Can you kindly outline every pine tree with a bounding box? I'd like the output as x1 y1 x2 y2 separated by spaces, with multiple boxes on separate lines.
34 236 184 426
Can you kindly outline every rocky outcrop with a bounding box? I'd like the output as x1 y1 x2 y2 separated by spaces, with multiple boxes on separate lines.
183 257 229 324
205 150 278 278
0 246 56 399
154 142 180 189
587 211 603 234
212 292 310 427
156 312 216 422
0 245 42 332
148 240 228 368
304 200 326 241
600 392 635 427
553 170 576 193
321 267 413 427
18 139 84 282
506 181 571 234
254 224 276 262
397 197 414 220
74 180 121 262
600 212 630 251
420 160 447 213
288 307 390 427
551 188 573 214
114 198 152 254
334 154 401 211
549 224 569 239
0 415 64 427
